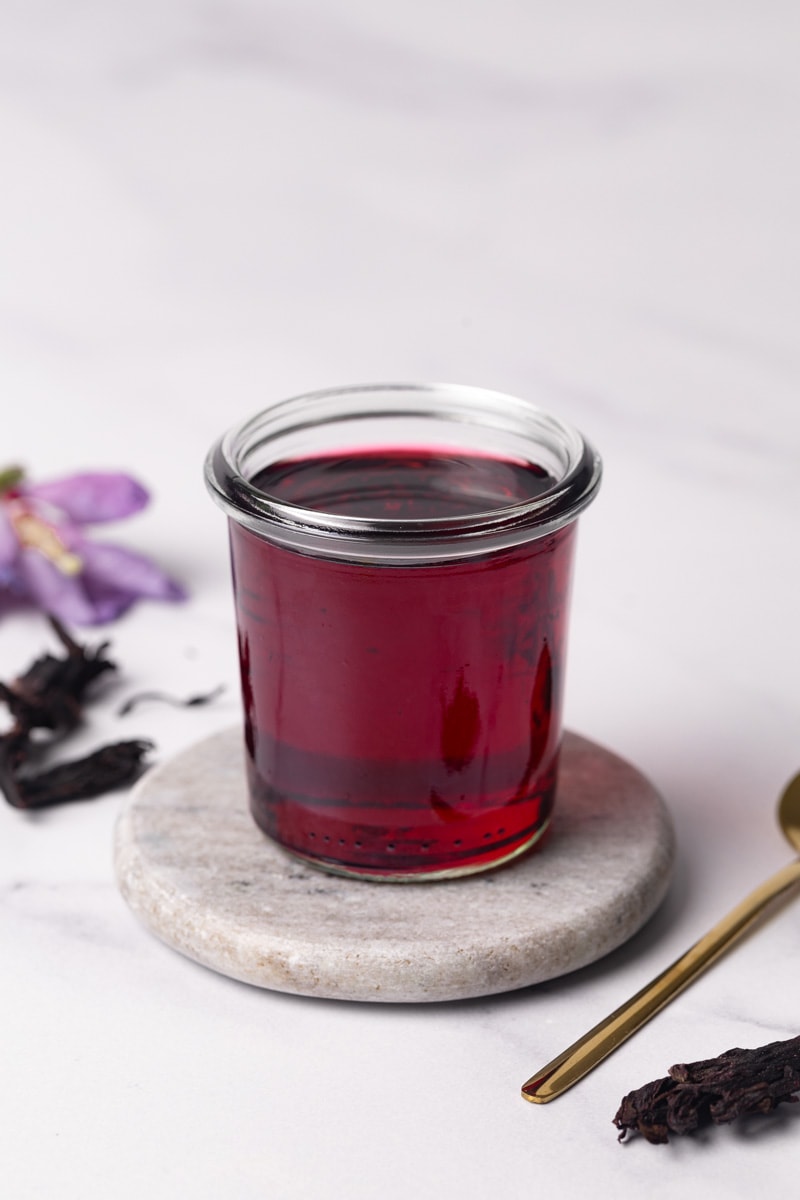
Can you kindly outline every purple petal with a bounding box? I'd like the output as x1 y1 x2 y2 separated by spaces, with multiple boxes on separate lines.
17 548 100 625
79 540 186 602
0 507 17 568
77 575 142 623
26 473 150 525
0 588 29 618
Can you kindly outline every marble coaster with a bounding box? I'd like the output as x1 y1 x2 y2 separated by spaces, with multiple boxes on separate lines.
114 728 675 1002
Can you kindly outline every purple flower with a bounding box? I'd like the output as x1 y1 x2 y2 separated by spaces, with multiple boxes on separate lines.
0 467 186 625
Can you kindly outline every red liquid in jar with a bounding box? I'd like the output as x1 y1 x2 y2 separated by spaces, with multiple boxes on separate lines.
229 450 576 877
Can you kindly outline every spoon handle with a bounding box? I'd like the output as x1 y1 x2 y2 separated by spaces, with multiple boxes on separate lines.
521 858 800 1103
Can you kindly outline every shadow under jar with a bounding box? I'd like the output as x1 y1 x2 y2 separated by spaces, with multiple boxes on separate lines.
206 383 601 881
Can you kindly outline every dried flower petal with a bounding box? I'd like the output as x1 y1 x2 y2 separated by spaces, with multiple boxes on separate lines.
614 1036 800 1143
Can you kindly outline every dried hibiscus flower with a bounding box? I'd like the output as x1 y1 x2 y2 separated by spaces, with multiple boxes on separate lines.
614 1036 800 1143
0 617 152 808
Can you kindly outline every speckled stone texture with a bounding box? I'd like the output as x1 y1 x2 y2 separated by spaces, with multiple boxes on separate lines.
114 727 675 1002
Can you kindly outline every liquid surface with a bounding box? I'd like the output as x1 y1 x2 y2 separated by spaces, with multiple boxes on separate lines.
232 448 574 877
254 448 554 519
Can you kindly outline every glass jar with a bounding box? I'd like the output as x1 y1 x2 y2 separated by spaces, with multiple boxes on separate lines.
206 382 601 880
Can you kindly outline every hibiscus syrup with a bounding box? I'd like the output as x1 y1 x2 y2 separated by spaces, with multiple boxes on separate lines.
228 449 577 878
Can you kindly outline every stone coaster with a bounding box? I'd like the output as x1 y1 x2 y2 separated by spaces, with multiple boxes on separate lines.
114 728 675 1002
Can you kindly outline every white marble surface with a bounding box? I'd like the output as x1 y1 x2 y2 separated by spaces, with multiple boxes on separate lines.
2 2 800 1195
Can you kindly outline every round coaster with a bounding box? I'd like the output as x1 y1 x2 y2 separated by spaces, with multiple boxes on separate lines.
114 728 675 1002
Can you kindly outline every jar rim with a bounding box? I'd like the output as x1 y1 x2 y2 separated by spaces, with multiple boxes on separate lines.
205 382 601 561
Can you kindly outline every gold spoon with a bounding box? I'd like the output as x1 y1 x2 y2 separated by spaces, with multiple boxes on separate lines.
521 771 800 1103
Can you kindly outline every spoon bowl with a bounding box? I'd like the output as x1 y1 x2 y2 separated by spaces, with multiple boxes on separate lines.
778 772 800 853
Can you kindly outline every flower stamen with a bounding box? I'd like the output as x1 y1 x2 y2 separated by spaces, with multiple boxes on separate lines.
9 506 83 576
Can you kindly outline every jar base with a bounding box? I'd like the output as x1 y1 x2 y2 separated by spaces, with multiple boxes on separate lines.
272 817 552 882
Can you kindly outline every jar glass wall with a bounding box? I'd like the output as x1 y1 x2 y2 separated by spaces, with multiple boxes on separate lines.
206 383 601 880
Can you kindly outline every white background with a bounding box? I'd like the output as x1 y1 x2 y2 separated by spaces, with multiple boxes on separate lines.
2 3 800 1196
